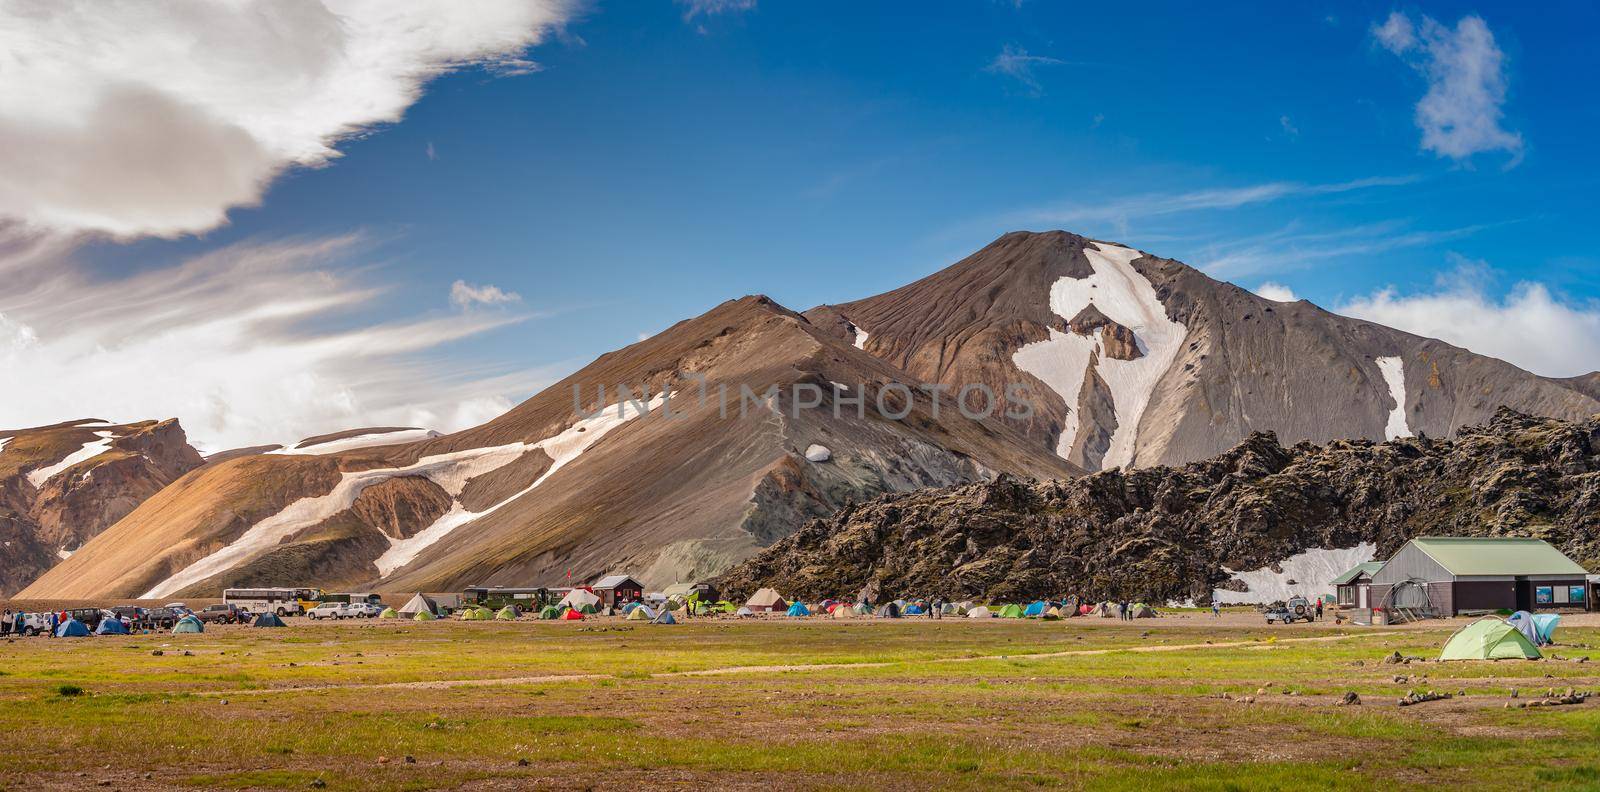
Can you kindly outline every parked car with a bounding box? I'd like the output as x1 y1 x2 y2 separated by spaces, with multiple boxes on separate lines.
14 612 53 635
142 607 181 629
306 602 351 620
196 603 250 624
165 603 194 617
109 605 147 628
346 602 383 618
61 607 106 629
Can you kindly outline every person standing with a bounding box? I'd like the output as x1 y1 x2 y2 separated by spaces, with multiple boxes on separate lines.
1 609 11 636
1315 600 1324 621
1211 601 1221 619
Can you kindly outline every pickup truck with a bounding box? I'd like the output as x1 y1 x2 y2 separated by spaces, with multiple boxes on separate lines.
196 604 250 624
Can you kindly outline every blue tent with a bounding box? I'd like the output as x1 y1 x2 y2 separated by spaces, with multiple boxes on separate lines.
172 614 204 634
653 611 678 625
1024 601 1049 617
55 618 90 638
621 602 641 615
1532 613 1562 644
904 604 925 615
252 612 286 628
786 602 811 617
94 617 128 635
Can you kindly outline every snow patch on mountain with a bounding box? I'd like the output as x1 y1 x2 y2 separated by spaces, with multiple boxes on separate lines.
270 428 442 456
852 326 869 350
1011 242 1186 467
26 430 116 488
146 394 666 597
375 392 668 576
1375 356 1411 440
1212 543 1377 604
0 437 10 455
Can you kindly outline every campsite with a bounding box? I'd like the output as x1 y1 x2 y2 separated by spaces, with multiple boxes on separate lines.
4 601 1600 791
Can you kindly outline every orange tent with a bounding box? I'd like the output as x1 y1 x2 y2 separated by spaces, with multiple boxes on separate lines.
562 608 585 621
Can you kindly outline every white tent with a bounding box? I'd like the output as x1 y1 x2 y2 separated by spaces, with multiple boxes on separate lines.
559 589 601 609
397 593 439 617
735 606 755 617
966 605 994 619
744 587 787 612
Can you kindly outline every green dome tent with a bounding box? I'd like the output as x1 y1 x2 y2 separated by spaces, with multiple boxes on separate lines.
539 605 560 620
172 614 204 634
578 603 598 614
997 604 1025 619
413 610 437 622
626 605 655 621
495 606 519 621
252 612 286 628
378 607 399 619
652 610 678 625
458 606 492 620
1440 618 1541 661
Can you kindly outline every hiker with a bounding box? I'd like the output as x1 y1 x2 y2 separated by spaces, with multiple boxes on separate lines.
1 609 11 636
1211 602 1220 618
1315 600 1324 621
1121 601 1131 621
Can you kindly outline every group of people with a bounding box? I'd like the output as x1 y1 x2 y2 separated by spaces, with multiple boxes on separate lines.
1 608 53 636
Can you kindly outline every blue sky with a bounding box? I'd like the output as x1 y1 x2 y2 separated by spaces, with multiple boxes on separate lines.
1 1 1596 448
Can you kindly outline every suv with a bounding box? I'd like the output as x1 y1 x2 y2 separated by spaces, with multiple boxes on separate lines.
197 604 249 624
346 602 382 618
142 607 180 629
306 602 351 620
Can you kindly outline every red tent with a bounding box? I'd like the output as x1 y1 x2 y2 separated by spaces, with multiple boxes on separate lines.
561 608 585 621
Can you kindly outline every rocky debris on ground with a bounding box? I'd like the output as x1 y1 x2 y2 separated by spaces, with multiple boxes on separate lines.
1340 692 1361 706
1398 690 1452 707
717 408 1600 603
1507 689 1590 709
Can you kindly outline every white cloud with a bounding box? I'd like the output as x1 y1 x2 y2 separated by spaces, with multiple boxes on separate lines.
0 0 574 239
1337 259 1600 378
450 280 522 310
1279 115 1299 137
0 237 560 452
676 0 756 19
1254 282 1299 302
1195 219 1491 278
1374 12 1523 164
984 45 1065 95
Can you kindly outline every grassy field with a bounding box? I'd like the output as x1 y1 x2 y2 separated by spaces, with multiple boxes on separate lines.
3 612 1600 791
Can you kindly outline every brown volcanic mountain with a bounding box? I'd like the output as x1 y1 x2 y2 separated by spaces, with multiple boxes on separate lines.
0 419 203 595
22 295 1076 599
716 407 1600 606
809 231 1600 470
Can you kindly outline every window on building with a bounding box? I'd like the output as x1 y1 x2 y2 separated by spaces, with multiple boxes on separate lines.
1536 586 1554 605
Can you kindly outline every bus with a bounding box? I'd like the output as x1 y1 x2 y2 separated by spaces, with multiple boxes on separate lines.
461 586 551 613
222 588 314 617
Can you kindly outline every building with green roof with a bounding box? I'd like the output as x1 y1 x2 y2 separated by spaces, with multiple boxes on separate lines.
1333 561 1386 609
1369 536 1591 615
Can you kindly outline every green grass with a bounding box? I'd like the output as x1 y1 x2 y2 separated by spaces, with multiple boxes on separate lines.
1 617 1598 789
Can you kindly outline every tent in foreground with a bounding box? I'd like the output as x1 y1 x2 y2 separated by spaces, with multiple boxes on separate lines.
1439 618 1541 661
735 606 754 617
562 608 585 621
413 610 437 622
539 605 560 620
627 605 656 621
831 604 854 619
745 588 787 613
559 589 601 611
95 617 129 635
652 610 678 625
378 607 399 619
56 618 91 638
997 604 1024 619
1023 601 1048 617
398 593 439 618
252 612 286 628
966 606 993 619
172 615 203 634
495 606 519 621
786 602 811 617
876 602 902 618
1131 603 1158 618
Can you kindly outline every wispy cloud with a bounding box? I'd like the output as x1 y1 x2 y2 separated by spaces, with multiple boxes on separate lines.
1337 255 1600 378
0 1 573 241
0 237 556 451
1279 115 1299 137
984 45 1066 95
1009 175 1420 232
676 0 756 20
1193 219 1497 278
1254 282 1299 302
1374 12 1523 165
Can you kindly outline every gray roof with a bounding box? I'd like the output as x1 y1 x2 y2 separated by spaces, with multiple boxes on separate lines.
1410 537 1588 576
592 574 640 590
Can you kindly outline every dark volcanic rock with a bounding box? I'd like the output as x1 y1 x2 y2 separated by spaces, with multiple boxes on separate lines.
717 408 1600 604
